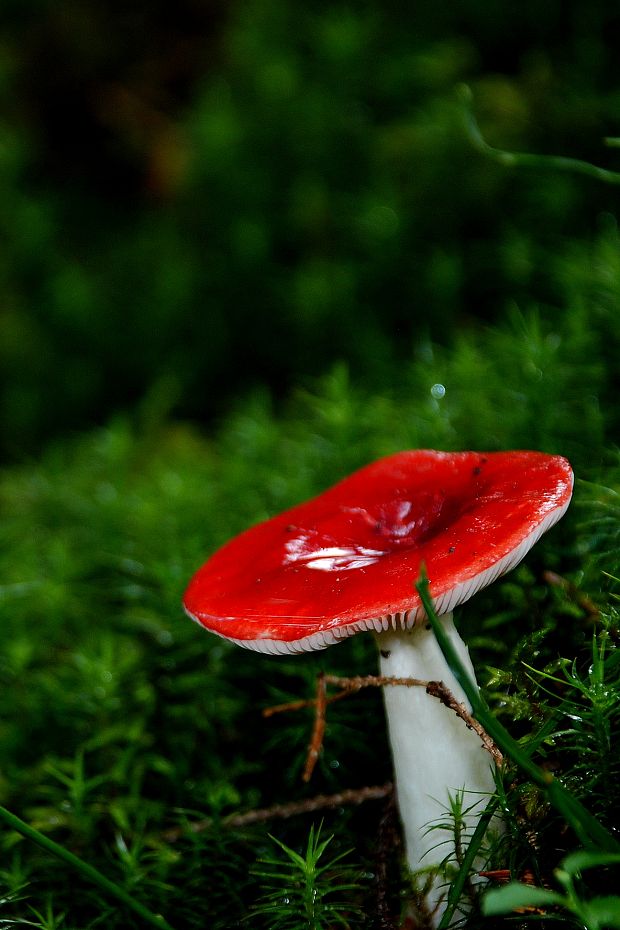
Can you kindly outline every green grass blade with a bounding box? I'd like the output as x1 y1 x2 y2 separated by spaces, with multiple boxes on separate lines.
416 572 619 853
0 804 175 930
459 84 620 186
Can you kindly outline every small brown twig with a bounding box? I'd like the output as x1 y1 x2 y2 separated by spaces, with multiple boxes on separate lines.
325 673 430 692
263 672 503 784
162 783 393 843
303 672 327 782
478 868 537 885
262 689 350 717
262 674 430 720
425 680 504 768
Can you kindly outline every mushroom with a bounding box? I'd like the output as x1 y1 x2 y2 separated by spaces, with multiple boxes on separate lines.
183 450 573 925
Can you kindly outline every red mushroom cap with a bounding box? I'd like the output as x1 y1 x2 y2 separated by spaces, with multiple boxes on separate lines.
183 450 573 654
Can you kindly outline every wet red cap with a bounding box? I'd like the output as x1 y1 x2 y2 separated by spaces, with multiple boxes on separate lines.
183 450 573 654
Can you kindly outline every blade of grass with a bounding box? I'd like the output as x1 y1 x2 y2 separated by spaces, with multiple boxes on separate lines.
0 804 175 930
459 84 620 186
416 571 619 853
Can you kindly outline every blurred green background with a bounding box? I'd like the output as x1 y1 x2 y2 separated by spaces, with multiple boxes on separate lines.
2 5 620 927
3 0 620 459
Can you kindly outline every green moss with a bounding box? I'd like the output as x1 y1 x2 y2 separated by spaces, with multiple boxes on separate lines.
0 304 619 925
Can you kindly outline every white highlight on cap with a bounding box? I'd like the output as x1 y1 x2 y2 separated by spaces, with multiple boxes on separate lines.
283 535 384 572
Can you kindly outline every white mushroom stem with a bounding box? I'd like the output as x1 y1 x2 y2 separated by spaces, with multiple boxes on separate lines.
376 615 497 927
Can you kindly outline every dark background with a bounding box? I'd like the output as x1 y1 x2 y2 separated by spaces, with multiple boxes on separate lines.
2 0 620 459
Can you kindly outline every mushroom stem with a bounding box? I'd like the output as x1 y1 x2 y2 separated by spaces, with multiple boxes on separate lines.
376 616 497 927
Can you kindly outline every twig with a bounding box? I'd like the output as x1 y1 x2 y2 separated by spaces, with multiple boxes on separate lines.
478 868 537 885
262 689 350 717
425 680 503 768
264 673 503 778
262 674 430 721
163 783 394 843
325 673 429 691
329 674 504 768
302 672 327 782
